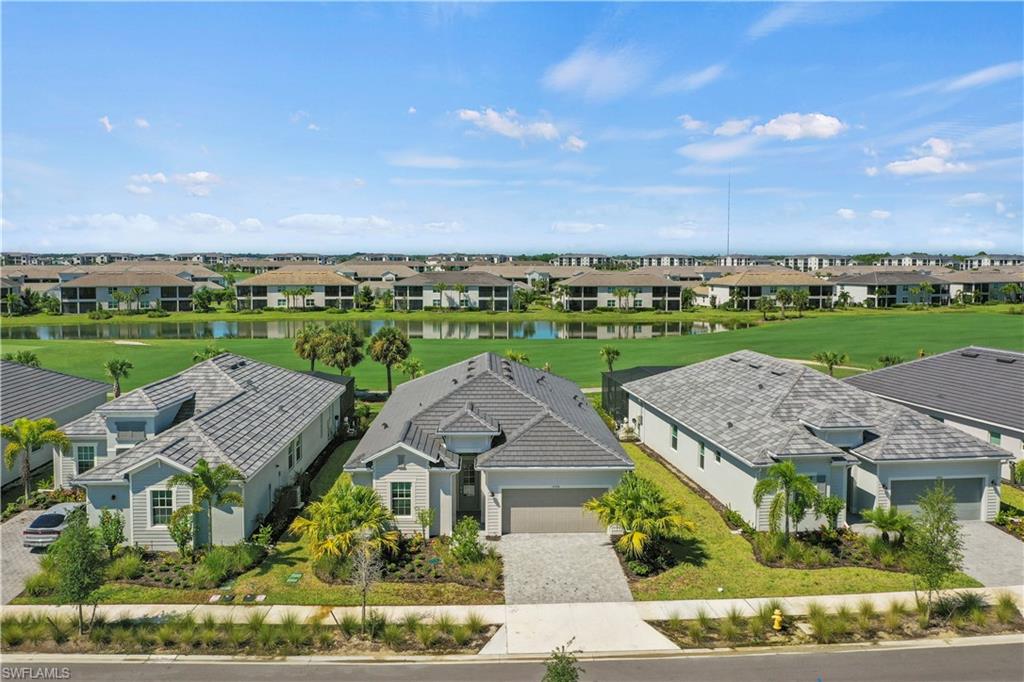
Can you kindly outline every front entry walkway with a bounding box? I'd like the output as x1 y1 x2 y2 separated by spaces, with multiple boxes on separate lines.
500 533 632 604
960 522 1024 587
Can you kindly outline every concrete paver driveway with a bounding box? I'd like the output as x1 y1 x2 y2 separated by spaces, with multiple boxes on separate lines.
960 521 1024 587
1 509 45 604
500 533 632 604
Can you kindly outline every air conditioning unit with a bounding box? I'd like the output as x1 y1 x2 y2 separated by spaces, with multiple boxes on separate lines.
285 485 303 509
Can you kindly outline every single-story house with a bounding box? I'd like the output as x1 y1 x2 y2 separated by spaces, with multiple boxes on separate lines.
1 362 109 491
392 272 513 311
832 272 950 307
619 351 1007 529
61 354 352 549
846 347 1023 479
344 352 633 536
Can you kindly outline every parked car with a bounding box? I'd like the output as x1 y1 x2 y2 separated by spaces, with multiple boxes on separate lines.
22 502 84 549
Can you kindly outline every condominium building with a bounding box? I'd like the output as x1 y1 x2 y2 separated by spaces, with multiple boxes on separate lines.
555 272 695 311
464 263 592 289
935 269 1024 303
635 254 700 267
873 253 955 268
717 254 776 268
777 254 852 272
392 272 513 311
705 271 834 310
832 272 949 307
58 272 197 313
235 269 358 309
959 254 1024 270
551 253 612 268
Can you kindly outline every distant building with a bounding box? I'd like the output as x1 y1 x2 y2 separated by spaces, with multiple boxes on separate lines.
706 271 834 310
392 271 513 311
635 255 700 268
959 254 1024 270
551 253 612 268
778 255 852 272
832 272 949 307
935 269 1024 303
717 254 775 268
235 269 358 310
555 272 697 311
873 253 955 268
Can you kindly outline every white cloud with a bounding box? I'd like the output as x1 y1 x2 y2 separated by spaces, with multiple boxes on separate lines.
836 208 857 220
134 118 150 129
130 172 167 184
748 3 813 38
551 221 606 234
55 213 160 233
864 166 879 177
561 135 588 153
658 224 697 239
677 114 706 132
919 137 954 158
170 212 238 234
677 136 760 162
995 201 1007 215
747 3 876 39
352 177 366 187
542 46 649 101
885 156 972 176
869 210 891 219
949 192 993 206
278 213 392 233
385 152 534 170
943 61 1024 92
173 171 222 196
289 110 308 124
98 116 113 133
423 221 464 233
752 113 846 140
456 108 559 141
239 218 264 232
656 63 725 94
307 123 320 132
125 184 152 195
714 118 755 137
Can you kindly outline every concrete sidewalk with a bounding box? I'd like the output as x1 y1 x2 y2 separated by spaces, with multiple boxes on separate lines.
2 586 1020 655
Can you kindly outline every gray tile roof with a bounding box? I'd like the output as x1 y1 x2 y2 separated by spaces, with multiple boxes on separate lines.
395 272 514 287
623 350 1007 465
1 362 109 426
845 346 1024 432
72 353 347 482
436 402 501 435
346 353 631 471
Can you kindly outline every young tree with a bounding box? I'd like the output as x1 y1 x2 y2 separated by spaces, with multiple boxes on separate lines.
811 350 848 377
378 290 394 311
415 507 436 539
357 285 375 310
905 483 964 619
103 358 133 398
2 350 41 367
192 343 226 363
543 640 585 682
368 326 411 394
433 283 449 308
49 508 104 633
680 287 695 310
835 290 852 309
775 289 793 318
791 289 810 317
1001 282 1022 303
813 495 845 532
168 504 197 562
1 417 70 500
191 287 217 313
505 350 529 364
294 322 323 371
599 345 620 372
129 286 148 311
166 458 245 547
752 460 818 538
727 287 745 311
97 508 126 560
755 296 775 321
3 292 23 316
395 357 425 380
352 545 383 633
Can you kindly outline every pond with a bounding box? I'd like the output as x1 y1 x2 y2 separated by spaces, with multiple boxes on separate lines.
0 318 748 341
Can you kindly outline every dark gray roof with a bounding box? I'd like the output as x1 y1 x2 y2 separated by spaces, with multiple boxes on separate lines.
72 354 347 482
436 402 501 435
395 271 514 287
1 362 109 426
622 350 1007 465
846 347 1024 432
604 366 679 386
346 353 632 470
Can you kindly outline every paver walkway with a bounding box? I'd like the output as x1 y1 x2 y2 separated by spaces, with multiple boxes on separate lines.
960 521 1024 587
1 509 45 604
499 533 632 604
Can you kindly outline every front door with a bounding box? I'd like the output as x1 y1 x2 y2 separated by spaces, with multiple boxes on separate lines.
457 456 480 516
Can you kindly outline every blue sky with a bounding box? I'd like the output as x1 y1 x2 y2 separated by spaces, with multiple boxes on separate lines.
2 2 1022 255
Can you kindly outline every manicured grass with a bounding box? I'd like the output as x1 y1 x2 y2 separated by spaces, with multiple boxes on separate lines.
1002 484 1024 511
2 308 1021 392
308 440 358 501
624 444 981 600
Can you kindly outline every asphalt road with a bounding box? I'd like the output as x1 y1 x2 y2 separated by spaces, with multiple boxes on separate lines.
5 642 1022 682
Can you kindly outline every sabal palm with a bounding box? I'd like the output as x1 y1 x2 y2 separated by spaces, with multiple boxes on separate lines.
289 475 399 560
167 458 244 546
752 460 818 537
584 473 692 559
453 283 467 306
775 289 793 317
368 327 411 394
599 345 620 372
811 350 848 377
860 506 913 545
320 322 365 374
129 286 147 310
294 323 323 371
1 417 70 500
103 358 133 397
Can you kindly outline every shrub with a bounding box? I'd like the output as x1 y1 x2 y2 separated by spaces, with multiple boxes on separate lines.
451 517 484 564
107 554 144 580
365 610 388 639
686 621 705 646
718 620 742 644
414 624 438 648
401 612 423 635
450 625 471 647
464 611 486 636
809 612 835 644
24 570 58 596
995 593 1020 624
339 614 360 638
2 623 25 647
695 609 713 631
199 628 220 649
381 623 404 648
724 606 746 629
626 560 651 576
245 610 268 636
434 613 456 636
156 625 178 646
146 309 170 318
256 625 279 650
856 599 877 632
46 616 73 644
88 309 113 320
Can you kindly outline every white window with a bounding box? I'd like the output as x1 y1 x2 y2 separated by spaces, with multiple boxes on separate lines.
390 482 412 516
75 445 96 473
277 299 287 306
396 454 406 469
287 440 295 468
295 434 302 461
150 489 173 526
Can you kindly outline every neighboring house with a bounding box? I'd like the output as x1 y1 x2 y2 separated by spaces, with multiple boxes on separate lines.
463 263 592 289
846 347 1024 479
58 272 196 313
717 255 775 267
635 255 700 267
935 269 1024 303
873 253 955 268
392 272 513 311
62 354 351 549
344 353 633 535
1 362 108 491
705 271 834 310
832 272 949 307
777 255 852 272
959 254 1024 270
555 272 696 311
551 254 612 268
352 253 415 262
620 351 1007 529
235 269 357 310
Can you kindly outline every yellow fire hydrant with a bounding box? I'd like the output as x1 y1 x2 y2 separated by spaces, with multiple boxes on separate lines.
772 608 784 631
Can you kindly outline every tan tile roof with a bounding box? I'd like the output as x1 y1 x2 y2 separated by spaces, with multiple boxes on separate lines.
708 270 825 286
242 269 358 286
464 264 594 279
62 272 195 287
558 271 693 287
934 269 1024 284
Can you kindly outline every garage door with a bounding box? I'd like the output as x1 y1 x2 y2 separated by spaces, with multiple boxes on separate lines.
502 488 607 533
890 478 983 520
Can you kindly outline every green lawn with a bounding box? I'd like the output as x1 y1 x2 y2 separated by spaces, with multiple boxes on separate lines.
1002 484 1024 511
625 444 980 600
3 308 1021 392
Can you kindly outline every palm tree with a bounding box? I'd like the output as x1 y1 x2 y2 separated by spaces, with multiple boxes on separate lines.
811 350 848 377
395 357 425 380
2 350 41 367
775 288 793 318
129 286 147 311
289 475 399 560
836 290 852 309
860 506 913 545
1 418 70 500
453 283 468 308
368 326 411 394
752 460 819 538
103 358 133 398
110 290 128 312
1001 282 1022 303
433 283 449 308
599 345 620 372
877 354 904 367
755 295 775 320
680 287 695 310
505 350 529 364
612 287 631 310
167 458 244 547
791 289 810 317
294 322 323 371
296 286 314 309
584 473 693 559
192 343 226 363
727 287 745 311
378 290 394 311
3 292 22 316
319 322 365 374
